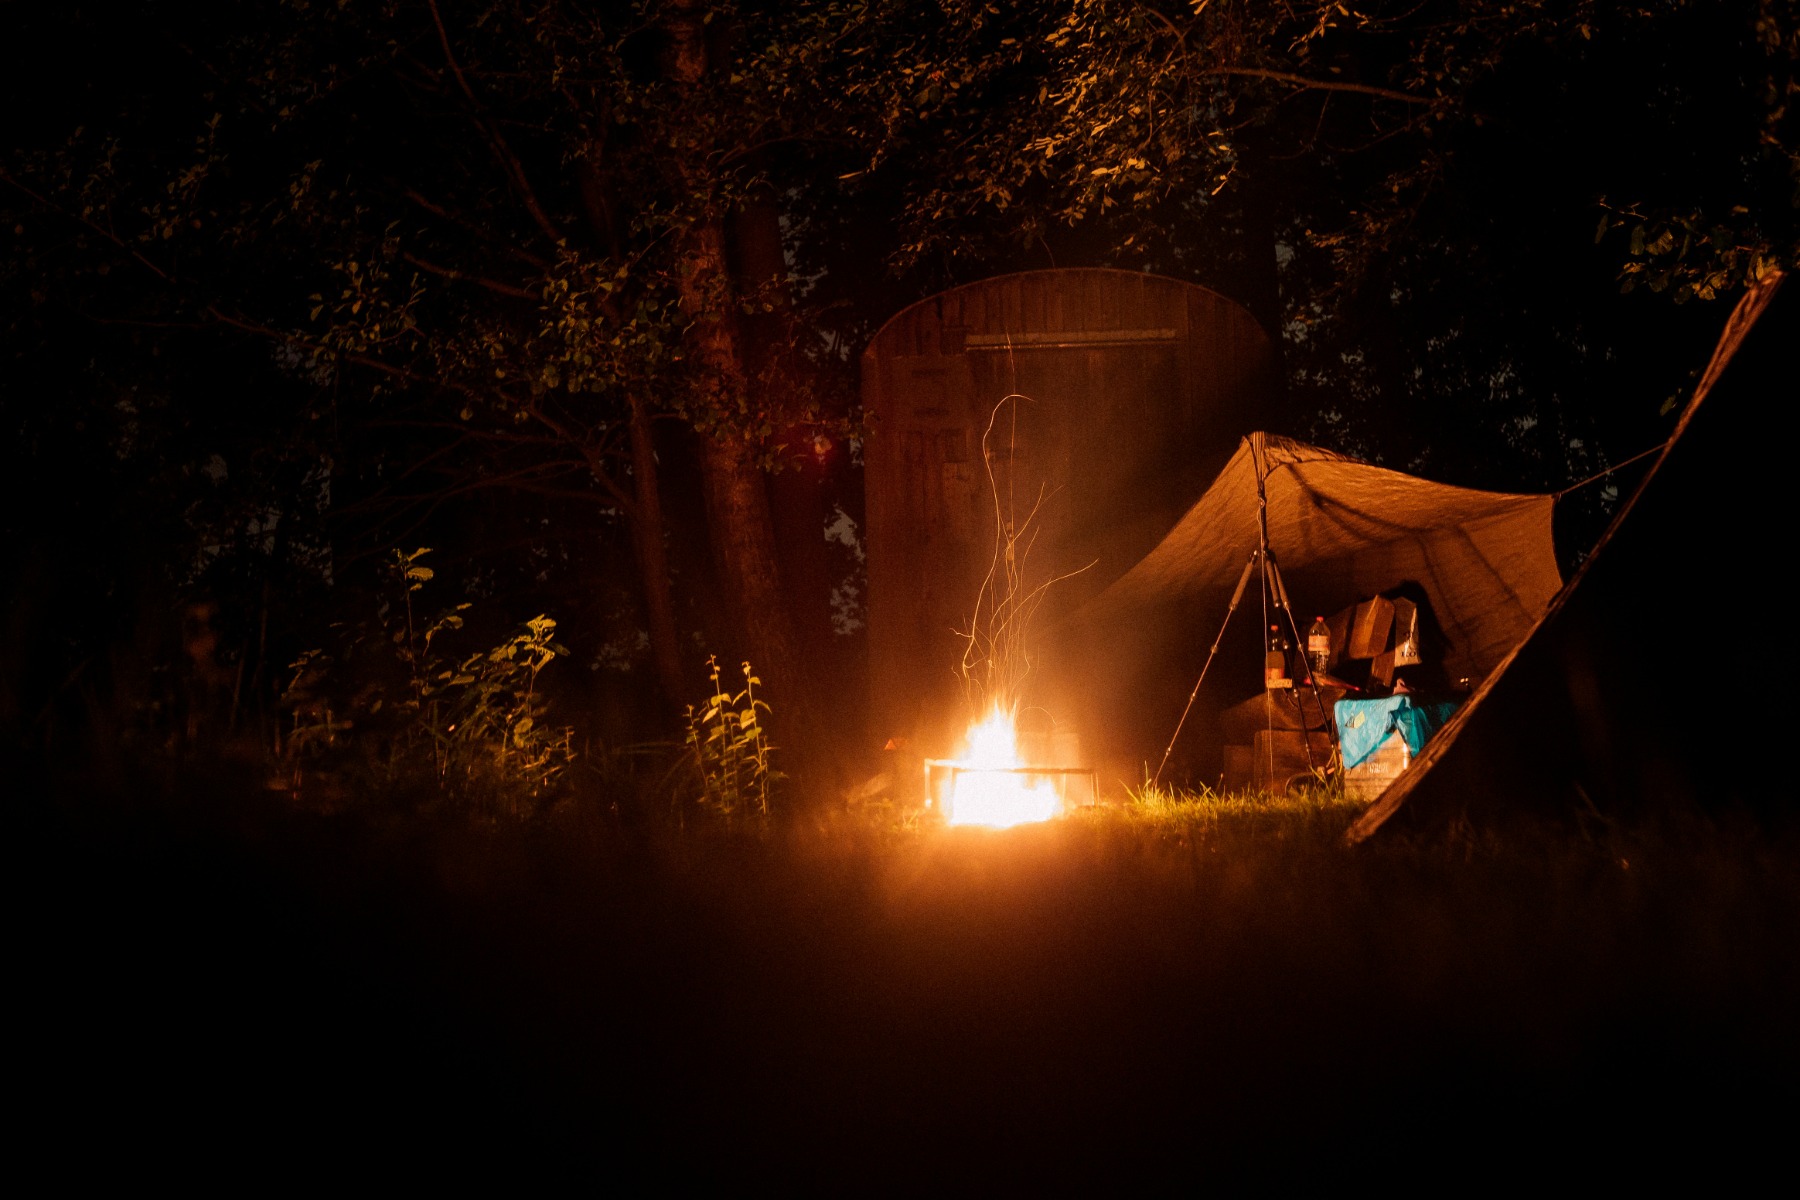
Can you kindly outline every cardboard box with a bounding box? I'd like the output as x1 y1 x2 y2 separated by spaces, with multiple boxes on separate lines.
1347 596 1394 659
1344 729 1411 802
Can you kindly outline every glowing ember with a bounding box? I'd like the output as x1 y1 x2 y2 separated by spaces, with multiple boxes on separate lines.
943 704 1063 828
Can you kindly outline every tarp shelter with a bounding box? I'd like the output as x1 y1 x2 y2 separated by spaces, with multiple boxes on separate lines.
1087 433 1564 687
1346 272 1792 842
1059 433 1564 784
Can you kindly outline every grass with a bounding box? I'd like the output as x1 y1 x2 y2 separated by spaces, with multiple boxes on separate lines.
1081 778 1365 840
18 756 1800 1187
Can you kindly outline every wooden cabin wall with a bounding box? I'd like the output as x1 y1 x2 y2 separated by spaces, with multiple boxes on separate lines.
861 269 1274 754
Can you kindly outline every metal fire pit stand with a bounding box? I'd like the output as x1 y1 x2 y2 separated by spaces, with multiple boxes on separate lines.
923 761 1101 814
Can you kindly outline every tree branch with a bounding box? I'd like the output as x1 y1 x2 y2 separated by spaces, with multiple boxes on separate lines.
401 188 553 270
370 417 570 447
518 398 635 510
335 459 605 521
2 169 176 284
201 305 485 400
425 0 568 248
401 251 540 300
1204 67 1434 106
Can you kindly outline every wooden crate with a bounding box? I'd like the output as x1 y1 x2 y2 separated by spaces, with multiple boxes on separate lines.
1344 730 1411 802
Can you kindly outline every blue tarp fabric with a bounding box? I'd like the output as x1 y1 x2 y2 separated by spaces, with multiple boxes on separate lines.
1335 696 1461 769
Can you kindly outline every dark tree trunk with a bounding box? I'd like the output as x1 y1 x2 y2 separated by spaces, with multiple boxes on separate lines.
626 393 687 706
698 432 798 687
1221 142 1291 429
768 442 834 660
731 193 837 664
1237 180 1283 341
573 128 685 708
666 0 809 735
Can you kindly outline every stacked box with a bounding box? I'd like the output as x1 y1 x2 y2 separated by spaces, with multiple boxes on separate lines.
1344 729 1411 802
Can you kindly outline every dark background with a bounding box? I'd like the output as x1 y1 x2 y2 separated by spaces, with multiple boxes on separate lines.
6 3 1797 1182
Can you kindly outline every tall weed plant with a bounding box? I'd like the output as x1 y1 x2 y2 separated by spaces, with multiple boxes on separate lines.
684 656 777 823
278 548 574 818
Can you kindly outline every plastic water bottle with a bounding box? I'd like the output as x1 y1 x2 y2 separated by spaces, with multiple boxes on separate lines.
1265 624 1290 688
1307 615 1331 677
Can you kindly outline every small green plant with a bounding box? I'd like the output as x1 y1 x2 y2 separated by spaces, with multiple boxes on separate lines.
433 613 576 816
684 655 777 822
277 548 574 817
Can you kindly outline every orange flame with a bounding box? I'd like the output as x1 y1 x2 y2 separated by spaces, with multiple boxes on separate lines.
944 704 1062 828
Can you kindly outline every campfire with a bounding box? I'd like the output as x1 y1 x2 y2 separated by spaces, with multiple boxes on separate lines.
923 395 1097 827
925 704 1096 828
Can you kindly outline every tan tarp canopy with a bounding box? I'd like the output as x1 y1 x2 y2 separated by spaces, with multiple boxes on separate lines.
1087 433 1563 683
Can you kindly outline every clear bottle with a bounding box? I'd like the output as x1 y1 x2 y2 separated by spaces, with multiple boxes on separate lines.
1306 615 1331 677
1265 623 1291 688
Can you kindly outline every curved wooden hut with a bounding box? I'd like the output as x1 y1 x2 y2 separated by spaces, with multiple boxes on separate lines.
860 268 1276 749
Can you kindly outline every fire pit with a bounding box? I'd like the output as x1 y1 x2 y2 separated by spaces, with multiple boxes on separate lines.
924 761 1098 826
923 705 1098 827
